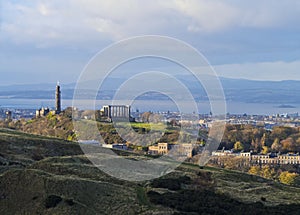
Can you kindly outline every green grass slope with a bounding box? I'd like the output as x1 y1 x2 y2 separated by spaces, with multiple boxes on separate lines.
1 128 300 214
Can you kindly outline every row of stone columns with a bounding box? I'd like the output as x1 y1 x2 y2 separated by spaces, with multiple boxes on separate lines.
110 105 130 118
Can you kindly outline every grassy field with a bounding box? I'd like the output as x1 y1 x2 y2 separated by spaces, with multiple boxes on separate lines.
1 128 300 214
130 122 166 131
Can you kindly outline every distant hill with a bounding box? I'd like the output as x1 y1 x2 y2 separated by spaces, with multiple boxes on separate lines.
0 77 300 103
1 129 300 214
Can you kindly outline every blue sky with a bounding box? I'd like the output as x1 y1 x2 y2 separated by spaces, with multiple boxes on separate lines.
1 0 300 85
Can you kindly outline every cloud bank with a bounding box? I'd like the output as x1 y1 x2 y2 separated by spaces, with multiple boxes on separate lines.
1 0 300 84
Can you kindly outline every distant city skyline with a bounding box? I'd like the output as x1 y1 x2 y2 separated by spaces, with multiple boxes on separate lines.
1 1 300 85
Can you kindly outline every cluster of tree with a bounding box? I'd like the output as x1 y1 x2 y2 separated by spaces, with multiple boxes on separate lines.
248 165 299 185
209 154 300 184
279 171 299 185
210 156 300 186
220 124 300 153
248 165 276 180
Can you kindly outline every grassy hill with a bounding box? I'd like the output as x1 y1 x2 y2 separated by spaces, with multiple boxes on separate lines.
1 128 300 214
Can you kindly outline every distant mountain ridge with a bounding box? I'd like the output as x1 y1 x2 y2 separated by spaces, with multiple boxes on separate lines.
0 77 299 104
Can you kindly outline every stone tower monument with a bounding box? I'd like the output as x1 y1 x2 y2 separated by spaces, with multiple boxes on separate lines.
55 81 61 114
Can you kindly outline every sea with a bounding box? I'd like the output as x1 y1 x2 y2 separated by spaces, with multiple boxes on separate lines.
0 98 300 116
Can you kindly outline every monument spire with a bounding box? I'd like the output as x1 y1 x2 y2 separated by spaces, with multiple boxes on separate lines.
55 81 61 114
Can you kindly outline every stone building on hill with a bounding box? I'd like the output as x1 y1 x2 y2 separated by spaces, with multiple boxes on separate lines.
100 105 134 122
36 82 62 117
35 107 50 118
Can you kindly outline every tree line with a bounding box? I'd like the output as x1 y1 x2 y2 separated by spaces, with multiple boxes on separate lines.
220 124 300 153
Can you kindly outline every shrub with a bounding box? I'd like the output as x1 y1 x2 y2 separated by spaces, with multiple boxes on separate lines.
44 195 62 208
279 171 299 185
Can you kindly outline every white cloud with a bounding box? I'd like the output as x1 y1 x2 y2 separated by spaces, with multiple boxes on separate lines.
169 0 239 32
37 3 53 16
1 0 300 48
1 0 173 46
169 0 300 31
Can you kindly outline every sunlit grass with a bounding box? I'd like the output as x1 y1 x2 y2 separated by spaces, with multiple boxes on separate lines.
130 122 166 131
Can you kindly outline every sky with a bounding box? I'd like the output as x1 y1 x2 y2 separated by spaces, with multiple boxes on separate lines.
0 0 300 85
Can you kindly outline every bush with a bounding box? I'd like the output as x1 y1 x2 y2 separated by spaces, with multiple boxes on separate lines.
44 195 62 208
65 198 75 206
150 175 191 191
279 171 299 185
31 152 44 161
